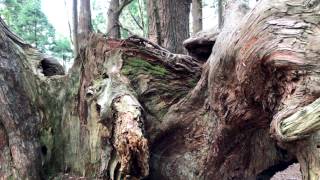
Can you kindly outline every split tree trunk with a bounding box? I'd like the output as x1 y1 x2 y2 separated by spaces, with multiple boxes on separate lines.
1 0 320 179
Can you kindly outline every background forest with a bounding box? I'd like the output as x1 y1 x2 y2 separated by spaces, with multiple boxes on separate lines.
0 0 253 70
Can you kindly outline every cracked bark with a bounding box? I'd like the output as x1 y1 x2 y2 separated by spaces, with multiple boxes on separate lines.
1 0 320 179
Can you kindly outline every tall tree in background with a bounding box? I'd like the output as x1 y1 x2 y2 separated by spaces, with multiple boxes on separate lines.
218 0 223 28
148 0 192 53
72 0 79 55
79 0 92 34
192 0 202 34
107 0 120 38
106 0 133 38
147 0 161 44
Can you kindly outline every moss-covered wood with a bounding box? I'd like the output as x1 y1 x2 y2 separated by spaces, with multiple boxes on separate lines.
2 0 320 179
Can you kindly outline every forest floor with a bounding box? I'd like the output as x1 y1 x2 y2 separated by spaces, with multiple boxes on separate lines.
52 164 302 179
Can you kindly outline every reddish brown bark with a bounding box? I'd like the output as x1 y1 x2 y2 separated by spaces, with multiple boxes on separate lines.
1 0 320 179
148 0 191 53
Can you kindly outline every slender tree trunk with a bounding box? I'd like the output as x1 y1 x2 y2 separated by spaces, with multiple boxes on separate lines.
218 0 223 29
106 0 133 38
192 0 202 34
78 0 92 34
147 0 161 44
72 0 79 55
106 0 120 38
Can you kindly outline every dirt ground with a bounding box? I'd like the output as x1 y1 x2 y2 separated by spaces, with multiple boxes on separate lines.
271 163 302 180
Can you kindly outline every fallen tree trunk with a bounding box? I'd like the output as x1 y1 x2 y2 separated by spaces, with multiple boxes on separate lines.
1 0 320 179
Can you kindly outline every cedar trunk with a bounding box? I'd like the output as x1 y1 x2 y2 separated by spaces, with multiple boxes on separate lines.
1 0 320 179
106 0 120 38
147 0 191 53
78 0 92 34
192 0 202 34
72 0 79 55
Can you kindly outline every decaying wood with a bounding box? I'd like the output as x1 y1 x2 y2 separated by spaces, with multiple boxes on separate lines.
208 0 320 179
272 97 320 142
183 28 219 61
2 0 320 179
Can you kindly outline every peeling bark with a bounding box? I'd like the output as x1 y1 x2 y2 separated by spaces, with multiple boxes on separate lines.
2 0 320 179
208 0 320 179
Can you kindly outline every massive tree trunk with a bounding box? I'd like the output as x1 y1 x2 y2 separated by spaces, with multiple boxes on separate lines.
208 0 320 179
147 0 191 53
1 0 320 179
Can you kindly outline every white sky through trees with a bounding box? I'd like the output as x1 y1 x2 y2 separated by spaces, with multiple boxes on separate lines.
42 0 257 35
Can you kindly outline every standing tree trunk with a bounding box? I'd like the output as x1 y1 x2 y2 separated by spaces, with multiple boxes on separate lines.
78 0 92 34
147 0 161 44
72 0 79 55
106 0 133 38
107 0 120 38
148 0 191 53
2 0 320 179
106 0 120 38
192 0 202 34
217 0 223 29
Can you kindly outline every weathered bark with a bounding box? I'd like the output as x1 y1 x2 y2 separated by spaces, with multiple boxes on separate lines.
2 0 320 179
208 0 320 179
0 18 42 179
192 0 202 34
147 0 191 53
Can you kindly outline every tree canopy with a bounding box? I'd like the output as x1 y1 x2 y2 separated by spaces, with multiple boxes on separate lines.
0 0 72 64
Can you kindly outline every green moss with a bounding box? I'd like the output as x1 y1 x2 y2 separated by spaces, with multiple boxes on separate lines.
122 57 168 77
7 175 15 180
188 78 198 87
